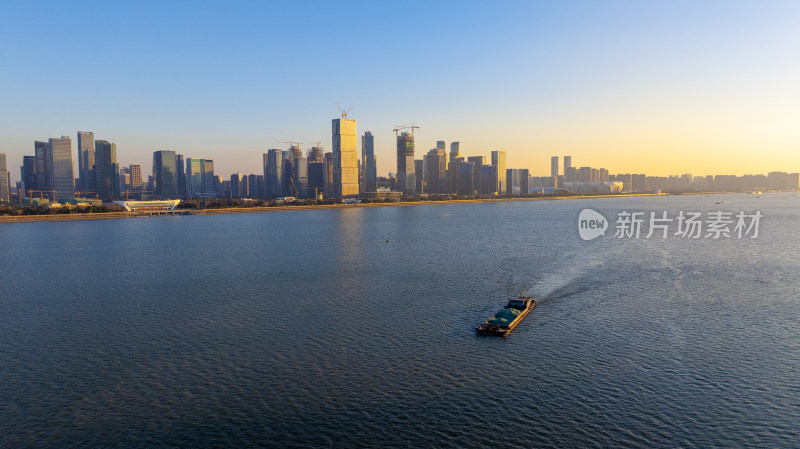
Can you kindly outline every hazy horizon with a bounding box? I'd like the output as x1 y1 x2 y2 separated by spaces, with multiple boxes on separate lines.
2 1 799 183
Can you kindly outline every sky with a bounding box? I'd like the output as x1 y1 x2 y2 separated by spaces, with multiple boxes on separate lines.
1 0 799 183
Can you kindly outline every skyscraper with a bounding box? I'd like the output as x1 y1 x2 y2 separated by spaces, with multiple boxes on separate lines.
362 131 376 194
0 153 8 203
551 156 559 188
424 147 447 195
94 140 120 200
230 173 242 197
266 149 284 197
332 115 359 198
77 131 95 193
48 136 75 199
35 141 49 194
396 132 415 196
450 142 461 162
129 164 142 199
293 152 308 197
520 169 530 195
186 158 203 197
564 156 572 181
458 161 474 195
176 154 185 198
324 152 333 197
202 159 215 196
491 150 506 193
415 159 424 195
22 155 37 194
153 150 178 199
467 156 485 196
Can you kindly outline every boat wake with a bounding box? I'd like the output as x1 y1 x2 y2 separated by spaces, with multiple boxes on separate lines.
524 250 606 304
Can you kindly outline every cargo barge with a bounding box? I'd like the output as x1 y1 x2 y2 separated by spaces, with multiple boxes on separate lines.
476 294 536 336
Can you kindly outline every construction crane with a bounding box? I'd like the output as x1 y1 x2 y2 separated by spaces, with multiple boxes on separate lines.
282 141 303 149
312 141 323 149
335 102 354 119
26 189 57 200
393 125 420 136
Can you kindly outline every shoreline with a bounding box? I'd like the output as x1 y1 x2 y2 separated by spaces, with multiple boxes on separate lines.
0 192 720 224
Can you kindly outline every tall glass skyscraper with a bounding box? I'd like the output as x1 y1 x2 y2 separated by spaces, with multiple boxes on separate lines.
0 153 9 203
491 150 506 193
362 131 376 194
202 159 214 196
34 141 49 194
176 155 185 198
153 150 178 199
186 158 203 197
396 132 415 196
77 131 94 193
22 155 37 194
332 116 359 198
94 140 120 200
266 149 284 198
48 136 74 199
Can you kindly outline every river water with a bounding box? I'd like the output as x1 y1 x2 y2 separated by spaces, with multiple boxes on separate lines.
1 193 798 447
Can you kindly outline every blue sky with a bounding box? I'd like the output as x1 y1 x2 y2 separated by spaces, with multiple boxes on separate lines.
2 0 799 182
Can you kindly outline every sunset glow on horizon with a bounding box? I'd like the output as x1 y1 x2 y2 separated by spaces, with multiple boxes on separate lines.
2 1 799 181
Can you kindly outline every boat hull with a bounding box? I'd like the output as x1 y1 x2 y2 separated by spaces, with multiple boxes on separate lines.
476 300 536 336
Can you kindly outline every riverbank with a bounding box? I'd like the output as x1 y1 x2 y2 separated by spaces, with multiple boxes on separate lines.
0 192 668 223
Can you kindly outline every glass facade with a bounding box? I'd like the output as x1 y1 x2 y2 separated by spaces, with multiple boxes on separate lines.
332 117 359 198
153 150 178 199
48 136 74 199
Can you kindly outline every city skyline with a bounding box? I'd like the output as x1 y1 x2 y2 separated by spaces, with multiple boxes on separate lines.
2 2 800 180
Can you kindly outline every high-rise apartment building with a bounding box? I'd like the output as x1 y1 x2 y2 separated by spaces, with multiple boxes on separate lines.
129 164 142 199
396 132 416 196
564 156 572 181
49 136 75 199
94 140 120 199
362 131 377 194
491 150 506 193
467 156 485 195
424 147 447 195
153 150 178 199
77 131 94 193
446 141 462 194
458 161 475 195
230 173 242 197
520 169 530 195
332 116 359 198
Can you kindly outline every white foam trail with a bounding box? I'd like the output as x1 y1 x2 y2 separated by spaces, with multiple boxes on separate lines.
528 250 605 300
